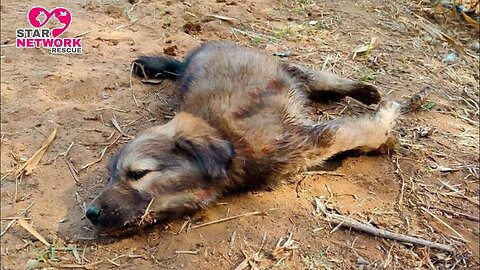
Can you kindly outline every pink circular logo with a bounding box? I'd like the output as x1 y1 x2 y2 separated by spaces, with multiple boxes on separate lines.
28 6 72 38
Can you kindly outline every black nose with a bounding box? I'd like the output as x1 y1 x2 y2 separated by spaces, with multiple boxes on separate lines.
85 205 102 225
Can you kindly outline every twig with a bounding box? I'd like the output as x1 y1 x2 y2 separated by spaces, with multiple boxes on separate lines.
425 205 479 222
393 156 405 207
111 117 132 138
439 180 480 206
75 27 109 38
106 259 120 267
64 158 80 185
79 147 108 171
79 134 121 171
0 219 16 236
208 14 236 22
126 0 142 21
175 250 198 255
314 198 456 253
230 27 279 42
138 198 154 225
421 207 467 242
191 210 265 229
0 201 35 236
61 142 75 157
59 260 104 269
302 171 346 176
114 20 138 31
129 62 137 89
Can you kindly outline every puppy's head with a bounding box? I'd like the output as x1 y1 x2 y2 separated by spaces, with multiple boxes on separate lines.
85 113 234 233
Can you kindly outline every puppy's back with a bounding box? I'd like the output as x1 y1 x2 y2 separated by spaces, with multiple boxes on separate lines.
180 42 283 94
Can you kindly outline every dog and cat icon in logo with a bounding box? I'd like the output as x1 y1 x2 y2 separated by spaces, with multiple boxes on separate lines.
16 6 83 54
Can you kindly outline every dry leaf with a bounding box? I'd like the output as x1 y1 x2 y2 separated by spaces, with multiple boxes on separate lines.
15 127 57 178
352 37 378 59
414 14 466 54
17 218 50 247
462 12 480 28
110 117 128 137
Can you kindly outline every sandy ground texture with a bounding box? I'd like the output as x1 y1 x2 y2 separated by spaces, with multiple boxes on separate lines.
1 0 479 269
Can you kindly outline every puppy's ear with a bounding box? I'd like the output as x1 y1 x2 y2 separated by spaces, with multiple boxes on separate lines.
175 136 234 182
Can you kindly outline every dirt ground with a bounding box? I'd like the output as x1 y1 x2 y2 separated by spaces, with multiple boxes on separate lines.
1 0 479 269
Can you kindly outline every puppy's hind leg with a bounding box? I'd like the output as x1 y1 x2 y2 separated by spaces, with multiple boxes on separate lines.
132 55 186 81
282 62 381 105
305 100 401 162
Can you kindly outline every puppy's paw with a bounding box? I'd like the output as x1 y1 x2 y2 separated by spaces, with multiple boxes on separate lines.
349 83 382 105
375 100 401 126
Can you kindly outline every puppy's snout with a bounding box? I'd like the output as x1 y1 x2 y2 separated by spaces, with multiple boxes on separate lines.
85 205 102 225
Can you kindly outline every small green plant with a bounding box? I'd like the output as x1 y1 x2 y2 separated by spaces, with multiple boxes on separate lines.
302 247 332 270
153 7 167 20
274 24 294 39
421 101 437 110
359 70 374 81
251 36 263 45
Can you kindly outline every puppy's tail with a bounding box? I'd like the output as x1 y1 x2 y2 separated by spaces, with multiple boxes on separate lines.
132 55 185 81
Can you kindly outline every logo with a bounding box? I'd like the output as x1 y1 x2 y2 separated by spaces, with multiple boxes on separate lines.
16 6 82 54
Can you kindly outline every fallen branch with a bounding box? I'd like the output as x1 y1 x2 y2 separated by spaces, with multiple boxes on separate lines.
314 198 456 253
190 210 265 229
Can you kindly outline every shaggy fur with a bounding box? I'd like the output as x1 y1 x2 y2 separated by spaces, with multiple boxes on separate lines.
86 41 400 233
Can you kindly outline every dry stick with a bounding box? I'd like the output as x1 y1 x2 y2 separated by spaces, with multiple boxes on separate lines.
302 171 346 176
439 180 480 206
1 201 35 236
175 250 198 255
138 198 154 225
314 199 456 253
111 117 132 138
425 205 480 222
79 134 121 171
421 207 467 242
393 156 405 207
190 210 265 229
64 158 80 185
79 147 108 171
0 219 16 237
75 27 109 38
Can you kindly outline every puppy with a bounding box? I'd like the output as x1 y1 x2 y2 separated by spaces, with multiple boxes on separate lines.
85 41 400 233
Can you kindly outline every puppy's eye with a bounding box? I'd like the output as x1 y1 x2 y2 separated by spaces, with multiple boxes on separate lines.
127 170 150 180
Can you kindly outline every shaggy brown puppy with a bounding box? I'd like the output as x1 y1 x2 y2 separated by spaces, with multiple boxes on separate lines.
86 41 400 233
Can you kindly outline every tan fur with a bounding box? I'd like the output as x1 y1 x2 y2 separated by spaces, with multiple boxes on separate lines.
87 41 400 233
